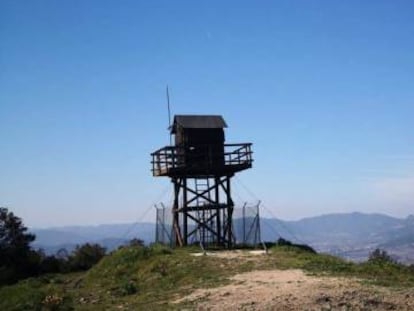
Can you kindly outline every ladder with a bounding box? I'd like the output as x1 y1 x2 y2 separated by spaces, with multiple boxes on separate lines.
194 178 213 249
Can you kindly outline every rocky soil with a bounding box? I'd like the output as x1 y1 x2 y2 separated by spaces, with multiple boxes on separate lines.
175 268 414 310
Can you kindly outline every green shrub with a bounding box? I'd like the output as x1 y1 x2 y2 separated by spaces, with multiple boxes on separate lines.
69 243 106 271
368 248 396 264
276 238 317 254
119 279 138 296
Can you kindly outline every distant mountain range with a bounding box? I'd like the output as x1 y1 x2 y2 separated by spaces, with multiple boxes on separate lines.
261 212 414 264
30 212 414 264
31 223 154 255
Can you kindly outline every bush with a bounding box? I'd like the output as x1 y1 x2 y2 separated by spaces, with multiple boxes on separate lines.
276 238 317 254
368 248 396 264
119 279 138 296
129 238 145 247
263 241 277 248
39 256 66 274
69 243 106 271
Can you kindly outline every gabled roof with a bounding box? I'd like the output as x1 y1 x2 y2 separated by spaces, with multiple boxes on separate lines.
171 115 227 133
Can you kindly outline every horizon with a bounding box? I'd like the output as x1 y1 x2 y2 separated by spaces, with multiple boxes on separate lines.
1 1 413 227
30 210 414 230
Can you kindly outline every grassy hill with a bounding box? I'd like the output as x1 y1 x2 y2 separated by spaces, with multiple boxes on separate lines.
1 244 414 310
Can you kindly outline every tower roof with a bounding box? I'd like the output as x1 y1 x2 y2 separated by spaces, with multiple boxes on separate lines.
171 115 227 133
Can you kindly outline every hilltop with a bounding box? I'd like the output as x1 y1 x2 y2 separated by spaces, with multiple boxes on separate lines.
1 244 414 310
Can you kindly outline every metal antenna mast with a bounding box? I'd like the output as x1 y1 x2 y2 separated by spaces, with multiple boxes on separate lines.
166 85 172 145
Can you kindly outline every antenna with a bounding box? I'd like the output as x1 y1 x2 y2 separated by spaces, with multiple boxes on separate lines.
166 85 172 145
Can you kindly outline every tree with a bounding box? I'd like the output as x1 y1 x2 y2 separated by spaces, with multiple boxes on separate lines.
0 207 38 284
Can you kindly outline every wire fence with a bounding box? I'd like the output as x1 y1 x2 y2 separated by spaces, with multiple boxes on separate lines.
155 202 262 247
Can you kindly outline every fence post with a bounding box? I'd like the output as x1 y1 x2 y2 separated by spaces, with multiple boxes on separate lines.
242 202 246 244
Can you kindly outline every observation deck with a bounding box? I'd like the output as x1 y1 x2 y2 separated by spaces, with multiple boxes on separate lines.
151 143 253 177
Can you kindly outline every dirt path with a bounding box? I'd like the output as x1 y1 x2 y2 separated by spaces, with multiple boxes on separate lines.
175 269 414 310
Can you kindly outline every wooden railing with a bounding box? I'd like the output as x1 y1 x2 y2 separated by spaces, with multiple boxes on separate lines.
151 143 252 176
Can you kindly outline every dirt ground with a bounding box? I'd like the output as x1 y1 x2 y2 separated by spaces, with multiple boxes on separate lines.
176 252 414 310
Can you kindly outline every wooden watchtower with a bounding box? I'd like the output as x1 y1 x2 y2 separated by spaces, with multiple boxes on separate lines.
151 115 253 248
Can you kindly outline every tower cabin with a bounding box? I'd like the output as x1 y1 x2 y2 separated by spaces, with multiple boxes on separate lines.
152 115 252 177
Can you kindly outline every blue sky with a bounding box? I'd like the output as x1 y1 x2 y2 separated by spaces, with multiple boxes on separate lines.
1 1 413 227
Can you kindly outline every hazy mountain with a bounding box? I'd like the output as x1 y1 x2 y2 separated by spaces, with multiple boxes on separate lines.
261 212 414 263
31 222 154 254
30 213 414 263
